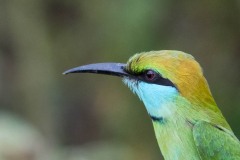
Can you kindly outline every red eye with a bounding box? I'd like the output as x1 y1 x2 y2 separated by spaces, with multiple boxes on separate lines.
145 70 156 81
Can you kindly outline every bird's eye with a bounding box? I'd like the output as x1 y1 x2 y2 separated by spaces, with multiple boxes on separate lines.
144 70 157 81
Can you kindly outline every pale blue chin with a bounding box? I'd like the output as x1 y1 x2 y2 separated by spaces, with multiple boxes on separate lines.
123 78 178 118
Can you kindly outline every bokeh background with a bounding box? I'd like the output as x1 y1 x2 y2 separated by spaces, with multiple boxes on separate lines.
0 0 240 160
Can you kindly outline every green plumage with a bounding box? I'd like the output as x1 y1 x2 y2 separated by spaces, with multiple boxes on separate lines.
193 121 240 159
65 50 240 160
125 51 240 160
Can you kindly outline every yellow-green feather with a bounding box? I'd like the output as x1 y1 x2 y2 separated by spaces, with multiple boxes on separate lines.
126 51 229 128
125 50 240 160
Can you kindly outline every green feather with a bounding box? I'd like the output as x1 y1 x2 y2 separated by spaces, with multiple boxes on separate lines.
193 121 240 160
125 51 240 160
65 50 240 160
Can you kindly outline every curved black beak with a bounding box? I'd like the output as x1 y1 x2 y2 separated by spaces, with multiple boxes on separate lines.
63 63 131 77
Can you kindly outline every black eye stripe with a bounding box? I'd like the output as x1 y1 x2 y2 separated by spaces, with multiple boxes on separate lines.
124 68 176 88
137 69 176 88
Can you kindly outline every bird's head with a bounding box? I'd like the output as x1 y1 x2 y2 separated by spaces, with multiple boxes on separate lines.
64 50 217 120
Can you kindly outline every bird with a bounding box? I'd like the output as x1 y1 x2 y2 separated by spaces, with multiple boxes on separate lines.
64 50 240 160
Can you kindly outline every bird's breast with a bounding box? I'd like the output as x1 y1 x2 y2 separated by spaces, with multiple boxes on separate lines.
152 116 201 160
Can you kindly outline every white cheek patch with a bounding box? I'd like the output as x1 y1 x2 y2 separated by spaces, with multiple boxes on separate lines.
123 78 178 118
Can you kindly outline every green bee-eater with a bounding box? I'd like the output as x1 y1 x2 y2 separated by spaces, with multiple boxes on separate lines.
64 50 240 160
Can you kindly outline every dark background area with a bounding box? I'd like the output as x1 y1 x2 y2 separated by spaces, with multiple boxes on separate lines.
0 0 239 160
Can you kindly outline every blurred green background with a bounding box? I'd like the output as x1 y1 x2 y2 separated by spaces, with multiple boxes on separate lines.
0 0 240 160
